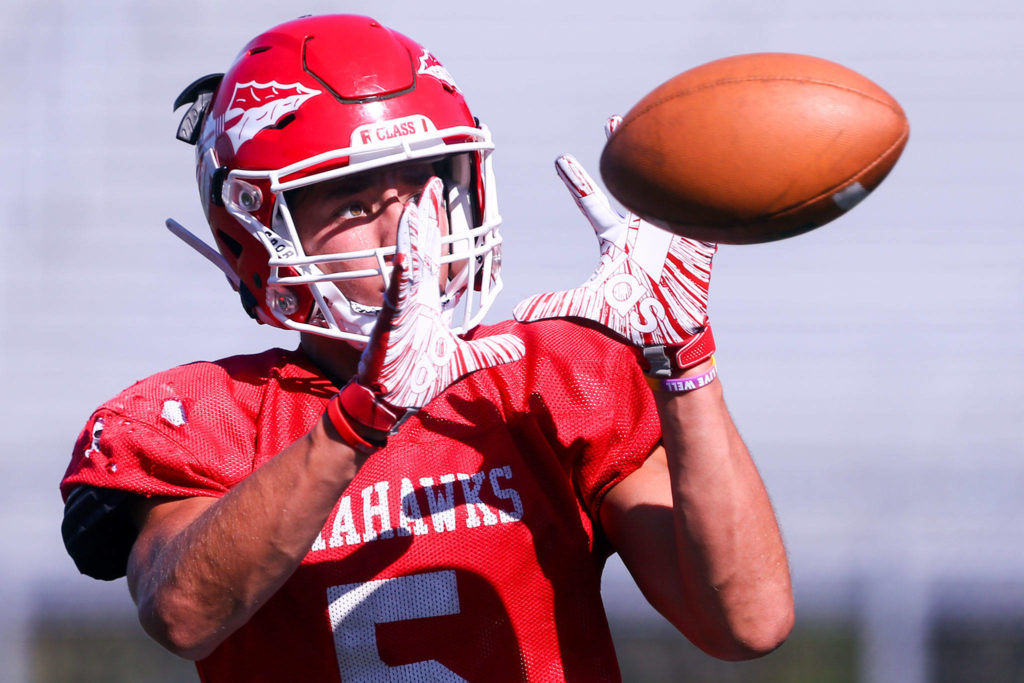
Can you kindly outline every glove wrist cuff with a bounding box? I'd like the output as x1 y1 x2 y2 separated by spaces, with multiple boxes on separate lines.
325 393 383 454
642 327 716 378
333 379 411 445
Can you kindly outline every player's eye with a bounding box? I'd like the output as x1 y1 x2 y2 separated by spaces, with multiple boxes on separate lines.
339 202 368 219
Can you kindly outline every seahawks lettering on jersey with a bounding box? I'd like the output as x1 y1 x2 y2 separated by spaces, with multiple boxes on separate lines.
310 465 523 552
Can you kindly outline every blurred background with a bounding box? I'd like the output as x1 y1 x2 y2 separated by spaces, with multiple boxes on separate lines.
2 0 1022 680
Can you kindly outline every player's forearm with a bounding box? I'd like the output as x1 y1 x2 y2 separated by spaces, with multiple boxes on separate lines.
654 370 794 658
128 417 364 660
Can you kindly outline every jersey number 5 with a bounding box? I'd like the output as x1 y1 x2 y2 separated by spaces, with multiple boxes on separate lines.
328 570 466 681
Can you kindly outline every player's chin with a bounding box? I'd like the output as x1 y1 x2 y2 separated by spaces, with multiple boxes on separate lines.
332 282 387 312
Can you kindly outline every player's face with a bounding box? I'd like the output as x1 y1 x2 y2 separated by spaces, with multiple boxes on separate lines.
288 162 449 307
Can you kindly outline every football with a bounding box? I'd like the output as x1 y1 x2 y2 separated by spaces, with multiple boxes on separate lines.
599 53 909 244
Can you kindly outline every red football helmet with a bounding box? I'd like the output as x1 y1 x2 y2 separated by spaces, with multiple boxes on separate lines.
169 14 502 345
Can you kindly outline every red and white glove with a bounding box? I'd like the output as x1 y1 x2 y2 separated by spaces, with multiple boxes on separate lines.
514 119 717 381
326 178 526 451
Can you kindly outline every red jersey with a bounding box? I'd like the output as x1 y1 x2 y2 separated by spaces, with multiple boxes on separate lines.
61 319 661 682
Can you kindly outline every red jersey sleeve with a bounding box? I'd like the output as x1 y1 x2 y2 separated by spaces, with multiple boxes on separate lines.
60 348 323 502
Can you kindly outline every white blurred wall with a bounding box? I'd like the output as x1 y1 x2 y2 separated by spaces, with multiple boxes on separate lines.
1 0 1022 681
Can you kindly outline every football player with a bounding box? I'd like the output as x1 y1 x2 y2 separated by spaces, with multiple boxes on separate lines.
60 14 792 681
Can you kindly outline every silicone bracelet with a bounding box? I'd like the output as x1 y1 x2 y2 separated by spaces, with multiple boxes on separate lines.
660 357 718 394
325 394 382 454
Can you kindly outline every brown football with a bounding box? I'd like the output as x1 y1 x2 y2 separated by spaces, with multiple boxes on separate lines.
599 53 909 243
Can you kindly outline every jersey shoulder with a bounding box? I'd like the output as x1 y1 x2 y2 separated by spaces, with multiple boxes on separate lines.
61 347 325 501
60 347 327 580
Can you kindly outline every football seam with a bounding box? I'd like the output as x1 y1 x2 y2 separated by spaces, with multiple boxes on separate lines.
617 75 906 135
762 121 909 224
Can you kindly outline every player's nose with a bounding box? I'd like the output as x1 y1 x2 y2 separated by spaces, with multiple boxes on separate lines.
373 188 406 249
378 176 426 230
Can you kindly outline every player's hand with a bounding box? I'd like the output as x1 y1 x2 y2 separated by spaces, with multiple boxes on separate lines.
333 178 526 444
514 118 717 377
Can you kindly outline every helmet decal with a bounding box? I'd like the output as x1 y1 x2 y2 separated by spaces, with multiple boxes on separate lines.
417 49 460 92
223 80 322 152
350 115 438 147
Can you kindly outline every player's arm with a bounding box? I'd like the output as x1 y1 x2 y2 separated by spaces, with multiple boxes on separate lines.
601 384 793 660
514 145 792 659
127 180 523 660
127 416 365 660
